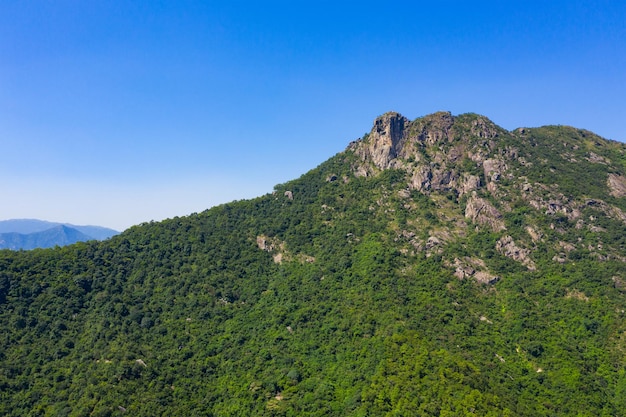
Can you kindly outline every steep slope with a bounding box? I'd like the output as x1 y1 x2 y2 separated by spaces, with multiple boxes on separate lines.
0 112 625 416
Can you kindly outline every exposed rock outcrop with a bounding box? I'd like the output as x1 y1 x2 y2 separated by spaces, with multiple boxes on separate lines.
522 184 581 221
257 235 314 264
413 111 456 146
583 199 626 225
458 174 481 196
465 193 506 232
452 257 499 284
355 112 409 170
526 226 543 243
608 173 626 198
348 111 626 267
256 235 275 252
469 115 500 139
350 112 510 199
352 111 459 173
613 276 626 292
410 166 432 191
586 152 610 164
496 235 536 270
483 158 507 182
409 165 459 193
257 235 286 263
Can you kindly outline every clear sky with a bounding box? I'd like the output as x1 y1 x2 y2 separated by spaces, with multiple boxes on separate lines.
1 1 625 231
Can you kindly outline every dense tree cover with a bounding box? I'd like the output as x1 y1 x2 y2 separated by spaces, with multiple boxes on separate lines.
1 115 626 416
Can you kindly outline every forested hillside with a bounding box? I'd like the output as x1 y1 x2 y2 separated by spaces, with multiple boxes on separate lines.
1 112 625 416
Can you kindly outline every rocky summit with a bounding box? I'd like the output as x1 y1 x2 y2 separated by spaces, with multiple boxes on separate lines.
349 111 626 270
1 111 625 416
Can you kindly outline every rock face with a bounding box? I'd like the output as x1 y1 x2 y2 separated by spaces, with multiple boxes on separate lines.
352 111 510 195
452 257 499 284
496 236 536 270
256 235 314 265
465 193 506 232
483 158 507 182
413 111 456 147
256 235 273 252
355 112 409 170
608 173 626 198
458 174 481 196
347 110 626 280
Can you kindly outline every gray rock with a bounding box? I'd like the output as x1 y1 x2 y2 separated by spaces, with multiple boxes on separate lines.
465 193 506 232
496 235 536 270
608 173 626 198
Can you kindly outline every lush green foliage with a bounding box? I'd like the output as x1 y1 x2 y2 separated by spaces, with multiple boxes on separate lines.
1 116 626 416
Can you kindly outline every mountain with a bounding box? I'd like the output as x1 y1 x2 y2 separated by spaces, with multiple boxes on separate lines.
70 225 119 241
0 219 119 250
1 112 625 416
0 225 93 250
0 219 62 234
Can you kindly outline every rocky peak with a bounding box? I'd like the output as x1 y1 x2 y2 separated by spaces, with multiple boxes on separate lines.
469 114 501 139
411 111 456 146
353 111 460 172
346 110 626 279
351 111 504 191
357 112 409 170
353 111 504 170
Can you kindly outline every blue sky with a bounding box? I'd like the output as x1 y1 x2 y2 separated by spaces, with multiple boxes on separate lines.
1 1 625 231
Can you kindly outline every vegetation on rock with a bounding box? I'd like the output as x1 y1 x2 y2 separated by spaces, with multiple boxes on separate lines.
1 112 625 416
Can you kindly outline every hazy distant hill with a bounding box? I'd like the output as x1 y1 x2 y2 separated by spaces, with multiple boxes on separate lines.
1 112 625 416
0 219 119 249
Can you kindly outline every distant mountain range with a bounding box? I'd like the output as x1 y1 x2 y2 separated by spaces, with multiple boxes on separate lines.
0 219 119 250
